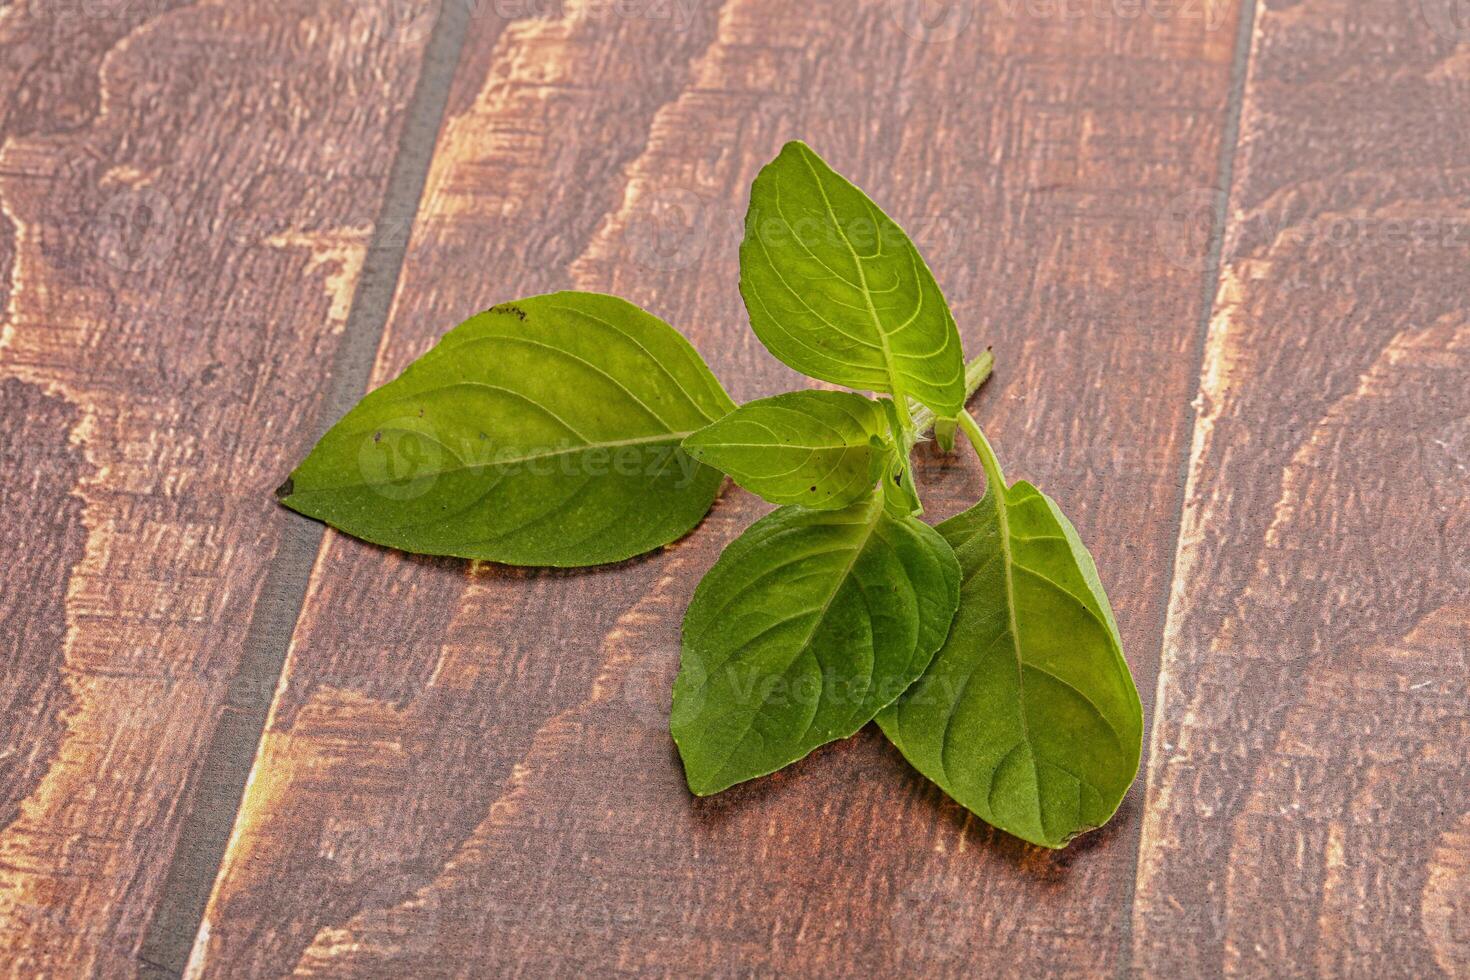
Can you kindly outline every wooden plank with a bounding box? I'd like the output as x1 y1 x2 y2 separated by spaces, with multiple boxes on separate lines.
0 1 433 973
1134 0 1470 975
191 0 1245 974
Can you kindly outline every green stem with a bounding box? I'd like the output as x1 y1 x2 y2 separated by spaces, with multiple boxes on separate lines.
908 350 994 447
959 409 1007 490
886 352 996 518
891 383 917 437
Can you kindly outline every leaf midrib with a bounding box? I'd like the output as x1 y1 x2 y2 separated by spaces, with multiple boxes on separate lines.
287 430 693 497
989 482 1121 843
705 495 884 788
694 439 867 452
988 479 1037 813
795 146 909 408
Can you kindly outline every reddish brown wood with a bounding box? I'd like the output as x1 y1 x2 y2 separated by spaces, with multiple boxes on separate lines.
189 1 1245 975
0 2 431 973
1133 1 1470 975
28 2 1464 976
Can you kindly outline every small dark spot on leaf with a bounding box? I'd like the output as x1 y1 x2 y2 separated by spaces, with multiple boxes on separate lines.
275 477 294 499
373 431 382 443
810 486 816 492
418 408 425 417
490 303 528 321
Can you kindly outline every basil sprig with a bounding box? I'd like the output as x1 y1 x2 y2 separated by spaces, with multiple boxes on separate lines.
281 142 1143 848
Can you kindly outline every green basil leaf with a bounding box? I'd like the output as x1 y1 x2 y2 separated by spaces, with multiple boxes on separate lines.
879 397 923 518
877 469 1143 848
681 390 892 509
932 416 958 454
672 492 961 795
277 291 736 567
739 141 966 418
881 459 923 519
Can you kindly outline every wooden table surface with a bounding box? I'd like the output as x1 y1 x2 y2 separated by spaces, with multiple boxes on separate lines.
2 0 1467 976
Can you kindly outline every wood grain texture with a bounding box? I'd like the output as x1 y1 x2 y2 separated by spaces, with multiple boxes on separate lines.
0 2 430 973
192 0 1245 975
1134 0 1470 975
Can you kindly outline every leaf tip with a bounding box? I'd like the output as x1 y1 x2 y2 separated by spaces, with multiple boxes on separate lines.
679 764 720 798
776 139 823 169
933 417 958 454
